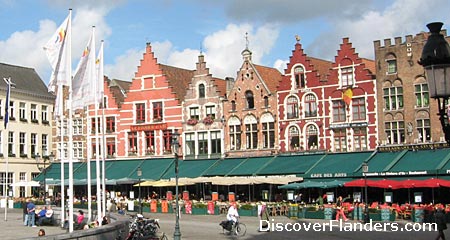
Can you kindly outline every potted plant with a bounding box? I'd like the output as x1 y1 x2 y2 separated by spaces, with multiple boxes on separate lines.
187 118 198 126
202 116 214 125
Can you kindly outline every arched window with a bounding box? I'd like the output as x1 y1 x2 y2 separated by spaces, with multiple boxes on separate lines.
198 84 205 98
294 66 305 88
286 96 298 119
289 126 300 151
245 91 254 109
261 113 275 149
244 115 258 149
306 125 318 150
304 94 317 117
228 117 241 150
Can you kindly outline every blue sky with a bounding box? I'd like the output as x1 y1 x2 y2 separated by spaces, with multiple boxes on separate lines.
1 0 449 84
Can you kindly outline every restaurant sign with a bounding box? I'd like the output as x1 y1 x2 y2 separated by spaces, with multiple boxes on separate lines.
378 143 449 152
329 122 368 129
310 172 348 178
130 123 168 131
364 170 428 177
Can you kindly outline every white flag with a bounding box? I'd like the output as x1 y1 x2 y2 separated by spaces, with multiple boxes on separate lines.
96 41 104 107
72 28 96 110
43 13 70 92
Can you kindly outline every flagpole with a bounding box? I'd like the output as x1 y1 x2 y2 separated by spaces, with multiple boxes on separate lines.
3 77 13 221
91 26 102 225
67 9 74 233
87 114 92 221
98 40 107 221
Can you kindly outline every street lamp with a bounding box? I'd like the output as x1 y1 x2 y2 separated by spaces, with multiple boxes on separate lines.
35 151 55 199
419 22 450 143
137 167 142 214
362 162 369 223
171 129 181 240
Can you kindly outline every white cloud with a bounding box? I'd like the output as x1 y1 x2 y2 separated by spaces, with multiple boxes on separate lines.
108 23 280 80
201 23 279 78
273 59 288 74
0 6 113 83
308 0 450 60
104 48 142 81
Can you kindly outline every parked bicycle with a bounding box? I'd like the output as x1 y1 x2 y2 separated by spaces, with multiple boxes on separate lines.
126 214 168 240
219 218 247 237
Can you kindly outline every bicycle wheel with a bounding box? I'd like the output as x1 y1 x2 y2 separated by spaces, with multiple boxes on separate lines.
160 232 169 240
235 223 247 236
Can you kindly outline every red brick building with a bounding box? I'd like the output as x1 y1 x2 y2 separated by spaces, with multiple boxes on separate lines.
223 47 282 157
113 43 193 158
278 37 378 153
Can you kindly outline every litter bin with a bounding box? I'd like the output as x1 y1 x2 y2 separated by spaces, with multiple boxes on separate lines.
324 204 334 220
414 207 424 223
289 204 298 219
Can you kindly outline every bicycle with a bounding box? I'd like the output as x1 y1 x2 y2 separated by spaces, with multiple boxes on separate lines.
220 219 247 237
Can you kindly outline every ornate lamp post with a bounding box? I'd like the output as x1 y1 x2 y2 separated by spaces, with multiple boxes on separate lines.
419 22 450 143
137 167 142 214
35 150 55 199
362 162 369 223
172 129 181 240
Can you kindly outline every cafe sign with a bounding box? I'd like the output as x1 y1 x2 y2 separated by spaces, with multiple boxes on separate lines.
310 172 348 178
130 123 168 131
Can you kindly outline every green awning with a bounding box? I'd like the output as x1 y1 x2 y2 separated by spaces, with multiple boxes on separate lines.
138 158 174 180
33 162 84 182
161 159 219 179
304 152 373 179
72 161 115 181
364 151 405 173
106 160 142 181
388 149 450 175
227 156 276 176
257 154 323 176
202 158 246 176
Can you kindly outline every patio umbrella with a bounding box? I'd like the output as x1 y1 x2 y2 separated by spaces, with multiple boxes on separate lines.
10 181 41 187
344 178 377 187
395 179 420 189
370 179 402 189
415 178 450 188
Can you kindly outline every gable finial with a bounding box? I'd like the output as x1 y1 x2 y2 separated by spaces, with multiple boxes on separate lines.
295 35 301 43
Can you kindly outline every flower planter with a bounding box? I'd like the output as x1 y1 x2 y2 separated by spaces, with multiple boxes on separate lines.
192 207 207 215
305 211 324 219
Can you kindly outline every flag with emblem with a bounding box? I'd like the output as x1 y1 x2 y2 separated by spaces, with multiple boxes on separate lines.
342 88 353 105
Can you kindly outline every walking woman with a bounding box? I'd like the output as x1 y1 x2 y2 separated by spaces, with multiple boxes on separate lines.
335 196 349 221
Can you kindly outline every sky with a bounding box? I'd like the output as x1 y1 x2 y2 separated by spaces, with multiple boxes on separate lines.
0 0 450 84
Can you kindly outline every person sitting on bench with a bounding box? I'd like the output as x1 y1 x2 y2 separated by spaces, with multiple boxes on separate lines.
38 206 54 226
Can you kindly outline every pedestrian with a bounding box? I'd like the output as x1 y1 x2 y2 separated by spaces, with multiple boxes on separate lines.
435 205 447 240
335 196 349 221
23 198 29 226
38 228 45 236
27 199 36 227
